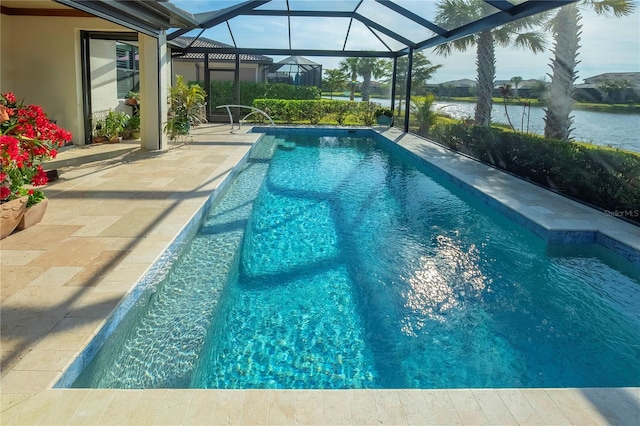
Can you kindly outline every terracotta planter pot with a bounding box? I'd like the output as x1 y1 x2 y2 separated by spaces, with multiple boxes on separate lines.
0 196 28 239
16 198 48 231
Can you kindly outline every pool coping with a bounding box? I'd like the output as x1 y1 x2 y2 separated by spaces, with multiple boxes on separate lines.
378 128 640 263
2 125 639 424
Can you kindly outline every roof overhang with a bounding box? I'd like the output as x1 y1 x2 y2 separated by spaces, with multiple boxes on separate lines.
54 0 198 37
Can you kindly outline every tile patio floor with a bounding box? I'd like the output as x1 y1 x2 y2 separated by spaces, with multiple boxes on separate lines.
1 124 639 425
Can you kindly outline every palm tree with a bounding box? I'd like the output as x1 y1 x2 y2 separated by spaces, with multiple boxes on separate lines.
393 52 442 122
357 58 390 102
510 76 523 97
544 1 635 140
530 78 549 101
434 0 547 126
339 57 360 101
394 52 443 94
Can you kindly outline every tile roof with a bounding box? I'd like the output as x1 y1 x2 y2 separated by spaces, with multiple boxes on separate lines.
172 36 273 63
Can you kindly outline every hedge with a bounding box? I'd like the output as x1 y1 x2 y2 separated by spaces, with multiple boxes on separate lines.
252 99 381 125
429 122 640 224
206 81 321 108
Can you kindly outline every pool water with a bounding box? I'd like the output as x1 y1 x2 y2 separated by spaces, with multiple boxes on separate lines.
72 131 640 389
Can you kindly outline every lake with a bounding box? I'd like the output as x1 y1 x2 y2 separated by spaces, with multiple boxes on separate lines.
434 101 640 153
323 96 640 153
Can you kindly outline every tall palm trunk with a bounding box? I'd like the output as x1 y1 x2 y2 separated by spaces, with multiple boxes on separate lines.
474 30 495 126
361 70 372 102
544 3 581 140
350 71 357 101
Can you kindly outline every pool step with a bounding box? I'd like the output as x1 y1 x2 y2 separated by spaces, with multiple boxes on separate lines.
249 135 278 161
71 147 274 388
277 138 296 150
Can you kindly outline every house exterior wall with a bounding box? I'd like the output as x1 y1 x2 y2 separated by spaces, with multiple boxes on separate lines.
0 13 124 145
172 60 266 83
172 61 199 82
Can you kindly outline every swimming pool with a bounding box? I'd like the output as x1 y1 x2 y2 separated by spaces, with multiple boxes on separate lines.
65 128 640 389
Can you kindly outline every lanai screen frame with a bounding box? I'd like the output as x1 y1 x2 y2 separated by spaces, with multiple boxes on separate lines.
166 0 577 131
58 0 578 132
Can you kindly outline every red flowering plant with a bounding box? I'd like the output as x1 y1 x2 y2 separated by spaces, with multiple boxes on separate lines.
1 92 72 207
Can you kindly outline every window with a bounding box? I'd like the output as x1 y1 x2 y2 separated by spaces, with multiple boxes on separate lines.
116 43 139 98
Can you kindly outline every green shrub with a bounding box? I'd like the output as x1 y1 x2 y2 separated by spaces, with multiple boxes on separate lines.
252 99 384 125
411 93 437 136
205 81 321 109
429 122 640 223
356 102 377 126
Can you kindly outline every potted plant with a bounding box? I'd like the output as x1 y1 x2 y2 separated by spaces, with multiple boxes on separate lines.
164 75 206 142
1 92 72 238
374 107 394 126
125 91 139 106
91 117 107 143
126 115 141 139
104 110 130 143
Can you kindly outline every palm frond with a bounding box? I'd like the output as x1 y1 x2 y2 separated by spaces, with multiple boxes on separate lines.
583 0 636 18
512 32 547 53
435 0 483 28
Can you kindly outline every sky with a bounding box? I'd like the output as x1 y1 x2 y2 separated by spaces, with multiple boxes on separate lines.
170 0 640 84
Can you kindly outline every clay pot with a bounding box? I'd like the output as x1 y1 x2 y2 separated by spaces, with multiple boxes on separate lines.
16 198 48 230
0 196 28 239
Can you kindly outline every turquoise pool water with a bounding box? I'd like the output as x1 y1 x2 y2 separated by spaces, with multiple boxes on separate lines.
71 130 640 389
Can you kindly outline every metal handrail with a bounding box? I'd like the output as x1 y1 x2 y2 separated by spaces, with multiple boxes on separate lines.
215 104 275 129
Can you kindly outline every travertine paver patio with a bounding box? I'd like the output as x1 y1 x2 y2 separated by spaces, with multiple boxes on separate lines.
1 124 639 425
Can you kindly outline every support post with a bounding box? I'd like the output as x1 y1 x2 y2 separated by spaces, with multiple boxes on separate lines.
80 31 92 145
204 53 210 119
404 48 413 133
234 53 241 121
390 56 397 114
139 31 169 150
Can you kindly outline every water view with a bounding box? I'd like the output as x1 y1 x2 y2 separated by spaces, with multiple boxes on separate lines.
324 96 640 153
434 101 640 153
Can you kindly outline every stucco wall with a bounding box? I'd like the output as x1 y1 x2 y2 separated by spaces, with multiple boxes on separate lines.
172 60 264 83
172 61 198 83
0 13 124 145
0 14 11 88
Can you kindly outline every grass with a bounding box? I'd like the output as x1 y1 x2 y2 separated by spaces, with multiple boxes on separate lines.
321 92 388 100
445 97 639 113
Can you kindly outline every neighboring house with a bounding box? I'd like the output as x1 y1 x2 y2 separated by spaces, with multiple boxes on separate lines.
171 36 273 83
581 72 640 85
493 79 542 99
429 79 476 97
431 75 638 103
431 78 545 98
575 72 640 103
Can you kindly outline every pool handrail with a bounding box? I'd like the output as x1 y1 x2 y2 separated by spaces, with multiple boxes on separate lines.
216 104 275 129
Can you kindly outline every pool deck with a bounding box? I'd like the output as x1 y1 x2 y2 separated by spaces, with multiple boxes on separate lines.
1 124 639 425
